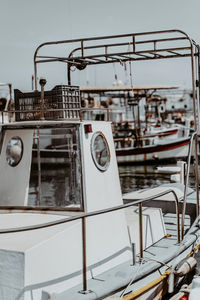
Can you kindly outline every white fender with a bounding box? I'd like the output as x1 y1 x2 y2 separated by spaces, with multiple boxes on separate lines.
175 257 197 277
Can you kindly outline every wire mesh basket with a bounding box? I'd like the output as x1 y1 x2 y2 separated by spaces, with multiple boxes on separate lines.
14 85 80 121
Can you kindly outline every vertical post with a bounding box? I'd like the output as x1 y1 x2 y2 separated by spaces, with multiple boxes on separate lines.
154 41 157 58
105 46 108 61
1 111 4 125
131 243 136 265
82 217 87 292
39 78 47 121
181 134 195 240
8 84 12 102
34 59 38 91
132 35 136 52
31 75 34 91
194 135 199 217
138 203 143 261
36 128 41 206
67 64 71 86
191 46 200 217
81 40 84 57
175 196 180 244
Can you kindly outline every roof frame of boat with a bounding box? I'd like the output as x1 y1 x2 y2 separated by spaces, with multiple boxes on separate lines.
33 28 200 240
33 29 199 126
34 29 199 85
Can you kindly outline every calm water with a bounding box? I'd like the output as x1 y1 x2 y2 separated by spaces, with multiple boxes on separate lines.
29 162 196 206
119 164 175 194
119 163 196 194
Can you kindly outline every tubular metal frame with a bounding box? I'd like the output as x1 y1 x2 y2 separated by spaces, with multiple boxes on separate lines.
0 188 180 294
33 29 200 234
34 29 197 86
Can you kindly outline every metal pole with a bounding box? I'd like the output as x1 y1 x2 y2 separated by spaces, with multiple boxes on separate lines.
32 75 34 91
194 135 199 217
82 217 87 292
8 84 12 102
181 133 196 240
39 78 47 120
139 203 143 261
34 60 37 91
36 129 41 206
191 46 200 217
67 64 71 86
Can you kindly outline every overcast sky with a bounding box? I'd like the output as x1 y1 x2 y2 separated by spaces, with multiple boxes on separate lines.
0 0 200 92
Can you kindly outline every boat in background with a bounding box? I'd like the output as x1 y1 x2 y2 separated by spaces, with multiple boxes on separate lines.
80 85 191 164
0 78 199 300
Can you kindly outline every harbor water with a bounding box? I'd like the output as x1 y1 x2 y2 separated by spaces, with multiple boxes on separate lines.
28 162 196 206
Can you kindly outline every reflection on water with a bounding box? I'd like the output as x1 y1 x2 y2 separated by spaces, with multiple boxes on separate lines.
119 165 171 194
29 165 83 208
29 167 72 207
119 164 196 194
29 162 196 206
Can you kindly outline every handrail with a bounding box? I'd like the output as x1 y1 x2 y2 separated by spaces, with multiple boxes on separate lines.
181 131 197 240
0 189 179 235
0 188 180 293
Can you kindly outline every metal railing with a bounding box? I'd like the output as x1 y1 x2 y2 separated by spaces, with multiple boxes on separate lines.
0 107 113 124
181 131 198 239
0 188 180 294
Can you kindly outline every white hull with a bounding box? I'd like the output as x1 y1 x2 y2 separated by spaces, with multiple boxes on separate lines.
116 138 190 163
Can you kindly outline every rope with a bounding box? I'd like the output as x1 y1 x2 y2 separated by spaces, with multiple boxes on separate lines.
119 254 171 299
119 259 144 299
113 63 118 83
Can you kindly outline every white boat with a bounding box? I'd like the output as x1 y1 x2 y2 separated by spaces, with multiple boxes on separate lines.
0 81 199 300
80 85 191 164
115 135 190 164
0 29 200 300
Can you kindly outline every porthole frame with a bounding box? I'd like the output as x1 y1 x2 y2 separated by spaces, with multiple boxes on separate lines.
6 136 24 167
90 131 110 172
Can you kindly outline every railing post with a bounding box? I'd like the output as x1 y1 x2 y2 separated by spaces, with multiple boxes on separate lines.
36 128 41 206
138 203 143 261
181 133 196 240
79 216 89 294
82 216 87 291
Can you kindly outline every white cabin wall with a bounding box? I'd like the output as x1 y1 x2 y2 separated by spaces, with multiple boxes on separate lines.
80 121 122 212
24 221 83 300
0 129 33 206
80 121 131 271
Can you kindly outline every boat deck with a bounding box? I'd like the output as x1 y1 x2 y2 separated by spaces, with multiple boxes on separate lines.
49 185 199 300
51 214 198 300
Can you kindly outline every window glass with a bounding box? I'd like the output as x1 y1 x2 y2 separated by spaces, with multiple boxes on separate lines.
6 136 23 167
29 125 82 209
91 132 110 171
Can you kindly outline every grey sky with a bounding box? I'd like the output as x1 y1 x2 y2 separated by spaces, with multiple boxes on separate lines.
0 0 200 91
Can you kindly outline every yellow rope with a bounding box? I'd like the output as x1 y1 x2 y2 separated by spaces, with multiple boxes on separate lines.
123 240 200 300
123 269 171 300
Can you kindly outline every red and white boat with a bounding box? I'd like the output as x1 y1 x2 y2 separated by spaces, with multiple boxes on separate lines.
115 135 190 164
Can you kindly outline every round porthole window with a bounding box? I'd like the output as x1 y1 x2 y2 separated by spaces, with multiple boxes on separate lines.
91 132 110 171
6 136 23 167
